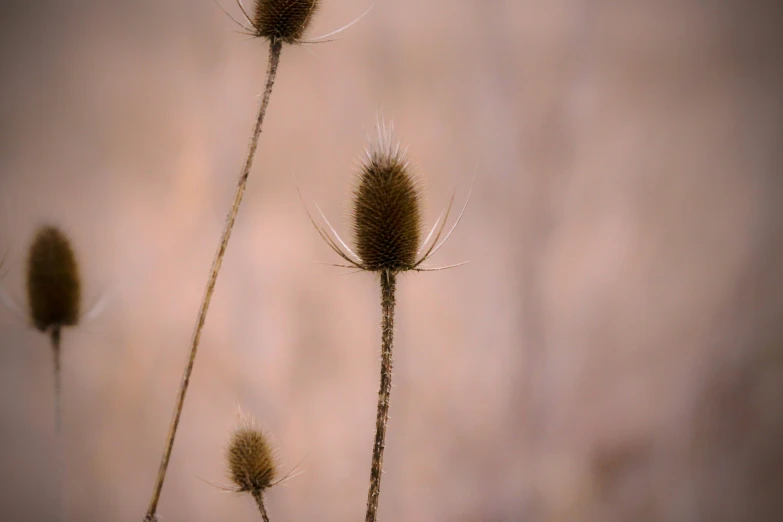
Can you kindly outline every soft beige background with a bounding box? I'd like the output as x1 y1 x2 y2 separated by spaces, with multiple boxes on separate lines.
0 1 781 521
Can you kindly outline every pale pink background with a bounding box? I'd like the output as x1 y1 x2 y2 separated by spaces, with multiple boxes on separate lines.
0 1 782 521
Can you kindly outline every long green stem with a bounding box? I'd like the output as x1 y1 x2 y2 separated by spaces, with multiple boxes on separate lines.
143 40 283 522
365 269 396 522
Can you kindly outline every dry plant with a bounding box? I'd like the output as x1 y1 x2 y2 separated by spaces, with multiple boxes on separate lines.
25 226 82 433
1 4 474 522
1 224 113 521
224 414 282 522
143 1 371 520
300 119 471 521
142 0 317 519
21 225 83 522
199 410 304 522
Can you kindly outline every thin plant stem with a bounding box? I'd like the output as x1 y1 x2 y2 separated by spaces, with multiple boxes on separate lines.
50 326 66 522
252 489 271 522
365 269 396 522
51 327 62 433
143 40 283 522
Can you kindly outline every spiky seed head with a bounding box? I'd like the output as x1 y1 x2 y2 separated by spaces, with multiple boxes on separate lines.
26 226 81 332
227 418 278 493
253 0 320 44
352 124 423 272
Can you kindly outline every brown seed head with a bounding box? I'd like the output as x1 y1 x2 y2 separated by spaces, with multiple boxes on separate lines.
253 0 320 44
227 418 278 493
351 124 423 272
26 226 81 332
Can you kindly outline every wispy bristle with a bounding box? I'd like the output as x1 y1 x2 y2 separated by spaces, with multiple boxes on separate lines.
253 0 320 44
351 121 423 272
26 226 81 332
227 418 278 493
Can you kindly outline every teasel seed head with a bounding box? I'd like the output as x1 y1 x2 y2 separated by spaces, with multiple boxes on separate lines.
26 226 81 332
351 124 424 273
227 416 278 493
252 0 320 44
299 117 472 274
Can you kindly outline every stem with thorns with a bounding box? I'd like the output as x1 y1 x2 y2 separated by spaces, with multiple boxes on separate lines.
365 269 396 522
143 40 283 522
252 490 271 522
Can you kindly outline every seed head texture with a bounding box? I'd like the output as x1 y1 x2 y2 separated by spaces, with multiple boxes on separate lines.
26 226 81 332
227 422 278 493
352 133 423 272
253 0 320 44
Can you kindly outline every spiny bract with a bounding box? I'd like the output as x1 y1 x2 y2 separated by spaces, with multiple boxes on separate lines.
26 226 81 332
253 0 320 44
227 421 277 493
352 128 423 272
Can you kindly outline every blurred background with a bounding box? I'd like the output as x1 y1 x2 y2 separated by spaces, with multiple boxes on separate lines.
0 0 782 521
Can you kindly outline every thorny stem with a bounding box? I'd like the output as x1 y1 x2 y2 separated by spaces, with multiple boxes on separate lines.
252 489 271 522
365 270 396 522
143 40 283 522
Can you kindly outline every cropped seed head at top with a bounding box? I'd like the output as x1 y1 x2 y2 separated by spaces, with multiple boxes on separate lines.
250 0 320 44
217 0 377 48
26 226 81 332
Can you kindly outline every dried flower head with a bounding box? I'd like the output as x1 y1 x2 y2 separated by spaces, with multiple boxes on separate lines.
352 127 423 272
227 417 278 493
217 0 375 48
300 118 472 274
26 226 81 332
219 0 320 44
252 0 320 44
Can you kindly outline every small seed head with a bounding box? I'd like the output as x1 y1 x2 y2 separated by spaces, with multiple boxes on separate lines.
253 0 320 44
351 125 423 272
227 418 277 493
26 226 81 332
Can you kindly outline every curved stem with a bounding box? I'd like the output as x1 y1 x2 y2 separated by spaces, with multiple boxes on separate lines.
365 270 396 522
143 40 283 522
252 489 271 522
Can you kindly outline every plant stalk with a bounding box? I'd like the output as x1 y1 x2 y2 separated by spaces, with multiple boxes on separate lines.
50 326 66 522
143 40 283 522
365 269 396 522
252 489 271 522
51 326 62 433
